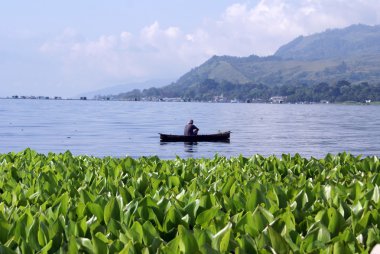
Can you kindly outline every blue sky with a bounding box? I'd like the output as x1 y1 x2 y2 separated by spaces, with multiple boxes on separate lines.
1 0 380 97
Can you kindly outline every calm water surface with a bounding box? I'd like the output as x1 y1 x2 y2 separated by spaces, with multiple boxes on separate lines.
1 99 379 159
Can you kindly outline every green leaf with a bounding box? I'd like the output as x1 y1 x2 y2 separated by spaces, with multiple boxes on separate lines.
142 221 159 246
168 176 181 187
76 217 88 237
80 189 96 203
87 203 104 222
11 212 29 242
93 232 109 254
327 207 345 237
0 245 17 254
136 173 150 194
199 194 216 209
161 237 180 254
108 218 122 237
178 225 199 253
371 185 380 203
194 228 211 247
0 221 11 245
333 241 352 254
317 224 331 243
279 209 296 233
77 237 94 254
183 199 200 223
104 197 120 224
237 234 257 254
212 222 232 252
195 207 220 227
221 176 235 195
27 217 41 251
219 226 231 252
267 226 290 254
68 235 79 254
255 206 274 226
52 192 69 215
119 241 136 254
301 222 329 252
118 186 133 204
39 240 53 254
127 221 143 244
246 186 267 211
37 221 48 246
367 228 380 248
163 206 182 232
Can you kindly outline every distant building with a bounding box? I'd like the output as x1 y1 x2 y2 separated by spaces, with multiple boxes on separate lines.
251 98 265 103
213 94 226 103
161 97 183 102
270 96 286 104
80 97 87 100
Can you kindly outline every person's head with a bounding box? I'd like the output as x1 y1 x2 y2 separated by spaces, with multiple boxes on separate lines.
189 120 193 124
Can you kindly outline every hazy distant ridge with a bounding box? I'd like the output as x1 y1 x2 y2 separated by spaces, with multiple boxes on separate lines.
171 24 380 87
274 24 380 60
80 79 173 99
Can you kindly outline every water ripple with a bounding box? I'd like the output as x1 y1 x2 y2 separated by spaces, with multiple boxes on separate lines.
0 99 379 158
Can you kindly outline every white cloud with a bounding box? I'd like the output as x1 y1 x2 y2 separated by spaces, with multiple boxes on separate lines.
38 0 380 94
39 23 193 87
187 0 380 56
165 27 180 39
40 28 82 53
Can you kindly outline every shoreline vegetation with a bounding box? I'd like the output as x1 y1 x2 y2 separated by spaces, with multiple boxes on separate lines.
3 80 380 105
0 149 379 253
0 96 380 105
108 80 380 104
2 96 380 105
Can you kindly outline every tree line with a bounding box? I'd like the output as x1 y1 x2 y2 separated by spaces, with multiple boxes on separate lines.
114 80 380 103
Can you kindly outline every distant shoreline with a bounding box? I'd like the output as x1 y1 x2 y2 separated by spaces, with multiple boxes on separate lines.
1 97 379 105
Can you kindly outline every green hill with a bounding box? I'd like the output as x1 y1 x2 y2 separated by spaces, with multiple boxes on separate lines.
173 24 380 87
275 24 380 60
115 24 380 102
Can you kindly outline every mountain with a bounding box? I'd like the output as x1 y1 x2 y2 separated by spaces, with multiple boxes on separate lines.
115 24 380 102
275 24 380 60
171 24 380 87
78 79 173 99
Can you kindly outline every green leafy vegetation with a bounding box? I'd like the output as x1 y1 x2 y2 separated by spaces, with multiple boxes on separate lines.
0 149 380 253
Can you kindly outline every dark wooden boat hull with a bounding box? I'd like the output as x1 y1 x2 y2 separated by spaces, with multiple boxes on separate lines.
160 131 231 142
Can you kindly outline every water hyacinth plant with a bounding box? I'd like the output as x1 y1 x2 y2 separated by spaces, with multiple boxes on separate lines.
0 148 379 253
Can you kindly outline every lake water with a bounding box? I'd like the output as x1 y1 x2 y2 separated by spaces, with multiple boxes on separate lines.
1 99 379 159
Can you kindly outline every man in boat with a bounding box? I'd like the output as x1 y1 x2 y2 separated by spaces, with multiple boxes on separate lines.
184 120 199 136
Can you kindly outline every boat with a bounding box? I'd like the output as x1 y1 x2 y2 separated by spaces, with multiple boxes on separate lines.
159 131 231 142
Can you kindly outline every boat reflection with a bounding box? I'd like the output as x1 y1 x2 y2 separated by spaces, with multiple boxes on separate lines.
159 140 230 154
184 142 198 153
159 140 230 145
